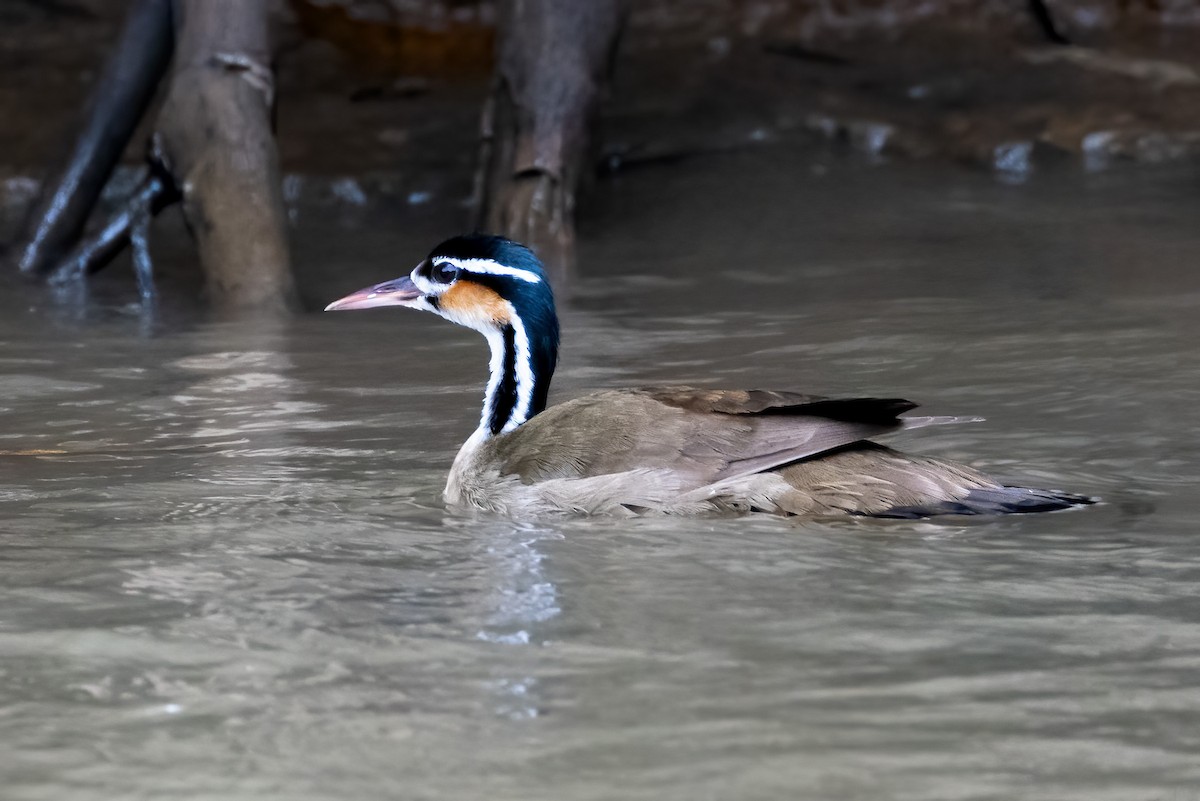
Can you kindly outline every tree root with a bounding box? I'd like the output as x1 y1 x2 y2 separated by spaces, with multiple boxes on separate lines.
47 138 179 300
13 0 173 277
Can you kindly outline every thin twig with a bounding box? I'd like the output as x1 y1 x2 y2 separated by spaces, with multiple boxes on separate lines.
1028 0 1070 45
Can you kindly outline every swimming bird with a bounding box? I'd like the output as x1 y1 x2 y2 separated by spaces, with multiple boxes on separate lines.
326 234 1092 518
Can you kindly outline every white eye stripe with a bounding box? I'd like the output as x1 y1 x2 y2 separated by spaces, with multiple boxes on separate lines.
410 270 439 294
433 257 542 284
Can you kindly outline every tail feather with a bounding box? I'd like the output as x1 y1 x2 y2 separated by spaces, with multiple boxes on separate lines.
874 486 1096 519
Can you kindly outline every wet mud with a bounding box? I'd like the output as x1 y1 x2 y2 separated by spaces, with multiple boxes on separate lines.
2 1 1198 177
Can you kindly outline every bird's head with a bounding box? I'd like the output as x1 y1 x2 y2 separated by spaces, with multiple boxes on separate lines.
327 234 557 336
326 234 560 432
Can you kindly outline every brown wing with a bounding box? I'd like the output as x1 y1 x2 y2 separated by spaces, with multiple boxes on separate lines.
484 387 918 488
632 387 833 414
633 387 918 423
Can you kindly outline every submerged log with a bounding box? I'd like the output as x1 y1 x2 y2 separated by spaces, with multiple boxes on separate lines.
475 0 622 290
12 0 173 276
155 0 296 312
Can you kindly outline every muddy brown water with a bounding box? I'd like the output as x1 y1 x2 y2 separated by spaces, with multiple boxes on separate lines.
2 149 1200 799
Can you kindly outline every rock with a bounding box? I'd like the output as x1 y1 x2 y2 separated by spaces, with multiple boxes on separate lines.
848 120 894 156
1081 130 1120 170
1079 128 1200 168
994 140 1034 176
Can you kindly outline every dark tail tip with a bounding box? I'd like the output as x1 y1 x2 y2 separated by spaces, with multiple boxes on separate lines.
874 486 1097 520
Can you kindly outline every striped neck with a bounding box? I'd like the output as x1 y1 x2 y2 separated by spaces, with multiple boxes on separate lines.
479 315 554 437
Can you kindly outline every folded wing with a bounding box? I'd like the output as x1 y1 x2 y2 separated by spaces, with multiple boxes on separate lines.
487 386 947 488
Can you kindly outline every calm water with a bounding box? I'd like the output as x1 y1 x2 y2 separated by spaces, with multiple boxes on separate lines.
2 151 1200 800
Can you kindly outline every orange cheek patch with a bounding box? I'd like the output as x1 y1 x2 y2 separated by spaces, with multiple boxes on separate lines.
439 281 512 326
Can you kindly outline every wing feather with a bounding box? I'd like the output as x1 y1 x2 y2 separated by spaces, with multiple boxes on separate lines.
485 386 944 489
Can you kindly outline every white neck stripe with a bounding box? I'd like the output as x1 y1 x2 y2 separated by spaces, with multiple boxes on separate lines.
504 314 536 433
475 301 537 438
479 327 507 435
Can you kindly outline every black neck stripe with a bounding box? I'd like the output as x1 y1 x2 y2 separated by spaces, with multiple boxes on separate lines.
487 324 519 436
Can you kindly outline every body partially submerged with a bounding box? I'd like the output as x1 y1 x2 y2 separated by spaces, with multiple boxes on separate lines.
445 387 1089 517
327 235 1092 519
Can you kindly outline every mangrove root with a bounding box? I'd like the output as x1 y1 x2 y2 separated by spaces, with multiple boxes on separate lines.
474 0 623 292
154 0 296 312
48 137 179 296
12 0 174 277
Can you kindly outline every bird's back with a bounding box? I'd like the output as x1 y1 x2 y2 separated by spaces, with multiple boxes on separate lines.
444 386 1088 517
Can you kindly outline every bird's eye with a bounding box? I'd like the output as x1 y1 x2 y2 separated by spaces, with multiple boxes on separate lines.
431 261 459 284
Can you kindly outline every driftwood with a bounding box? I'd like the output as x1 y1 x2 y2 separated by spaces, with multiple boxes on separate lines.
156 0 296 312
474 0 622 291
13 0 173 277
